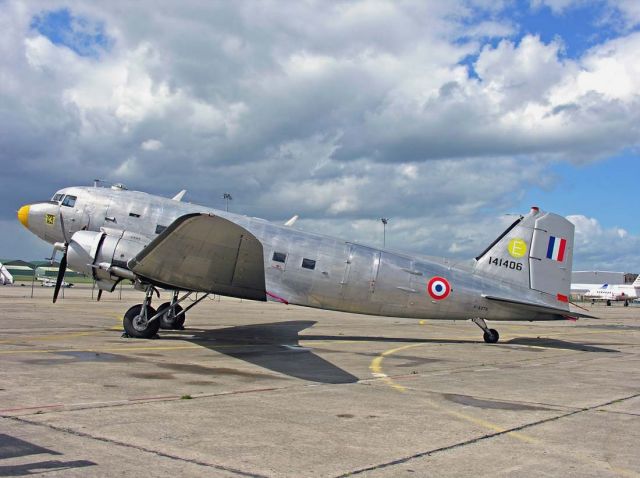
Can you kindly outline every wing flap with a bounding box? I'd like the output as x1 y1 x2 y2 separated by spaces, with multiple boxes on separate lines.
129 214 266 300
482 294 595 319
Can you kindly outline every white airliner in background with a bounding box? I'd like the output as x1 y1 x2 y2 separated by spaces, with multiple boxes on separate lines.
576 276 640 306
0 262 13 285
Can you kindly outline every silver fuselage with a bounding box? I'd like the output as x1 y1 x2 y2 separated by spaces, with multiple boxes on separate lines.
21 186 562 322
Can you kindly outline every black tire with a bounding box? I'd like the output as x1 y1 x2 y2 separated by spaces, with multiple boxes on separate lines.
157 302 185 330
157 302 171 329
624 301 629 307
483 328 499 344
606 300 612 306
123 304 160 339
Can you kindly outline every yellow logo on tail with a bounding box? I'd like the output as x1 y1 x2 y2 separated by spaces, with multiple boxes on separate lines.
507 238 527 258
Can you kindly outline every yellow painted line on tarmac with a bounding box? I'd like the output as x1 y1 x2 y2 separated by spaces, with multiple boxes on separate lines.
0 344 202 356
369 342 537 444
0 331 99 344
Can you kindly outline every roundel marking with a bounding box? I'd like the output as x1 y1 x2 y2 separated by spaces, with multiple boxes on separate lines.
507 238 527 259
427 276 451 300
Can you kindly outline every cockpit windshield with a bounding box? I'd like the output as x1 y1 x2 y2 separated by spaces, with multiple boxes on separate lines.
52 193 63 203
61 195 77 207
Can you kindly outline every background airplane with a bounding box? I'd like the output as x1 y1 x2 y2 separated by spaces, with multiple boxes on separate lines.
581 277 640 306
0 262 13 285
17 183 591 342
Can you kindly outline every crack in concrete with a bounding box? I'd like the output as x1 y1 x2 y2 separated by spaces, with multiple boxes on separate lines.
335 392 640 477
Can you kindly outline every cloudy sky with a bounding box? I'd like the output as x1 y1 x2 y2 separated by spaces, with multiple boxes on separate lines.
1 0 639 271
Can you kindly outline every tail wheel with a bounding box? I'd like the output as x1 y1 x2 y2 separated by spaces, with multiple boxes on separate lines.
158 302 185 330
483 329 499 344
123 304 160 339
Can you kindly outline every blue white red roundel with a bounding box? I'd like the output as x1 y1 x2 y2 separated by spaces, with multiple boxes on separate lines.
427 277 451 300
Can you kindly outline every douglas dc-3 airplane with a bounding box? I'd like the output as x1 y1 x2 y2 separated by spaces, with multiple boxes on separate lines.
17 183 591 343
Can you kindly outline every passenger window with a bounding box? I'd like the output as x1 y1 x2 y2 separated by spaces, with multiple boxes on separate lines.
155 225 167 234
61 195 76 207
301 258 316 270
129 212 141 218
272 252 287 263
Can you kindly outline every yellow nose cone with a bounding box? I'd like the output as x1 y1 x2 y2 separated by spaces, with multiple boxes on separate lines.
17 205 30 228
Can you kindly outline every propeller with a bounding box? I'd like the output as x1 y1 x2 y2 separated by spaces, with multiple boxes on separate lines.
53 210 71 303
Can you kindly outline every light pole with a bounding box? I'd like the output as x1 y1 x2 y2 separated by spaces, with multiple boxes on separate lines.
380 217 388 248
223 193 233 212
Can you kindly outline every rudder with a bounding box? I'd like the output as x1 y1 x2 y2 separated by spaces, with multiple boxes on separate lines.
475 207 574 305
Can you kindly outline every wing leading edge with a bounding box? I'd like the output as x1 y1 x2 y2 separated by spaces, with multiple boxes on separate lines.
129 213 266 300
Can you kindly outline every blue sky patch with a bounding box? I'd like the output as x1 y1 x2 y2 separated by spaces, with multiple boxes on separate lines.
458 0 639 79
30 8 112 58
519 155 640 234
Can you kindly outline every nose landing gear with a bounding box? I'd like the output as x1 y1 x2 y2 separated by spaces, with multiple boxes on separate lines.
471 317 500 344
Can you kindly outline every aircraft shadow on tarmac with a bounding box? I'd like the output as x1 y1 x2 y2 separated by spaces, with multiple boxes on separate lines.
163 320 619 383
181 320 360 384
0 433 96 476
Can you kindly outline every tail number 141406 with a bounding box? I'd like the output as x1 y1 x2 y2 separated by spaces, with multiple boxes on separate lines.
488 257 523 271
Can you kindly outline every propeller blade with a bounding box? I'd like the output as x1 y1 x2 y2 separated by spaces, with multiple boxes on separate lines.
97 289 103 302
53 250 67 303
58 210 70 244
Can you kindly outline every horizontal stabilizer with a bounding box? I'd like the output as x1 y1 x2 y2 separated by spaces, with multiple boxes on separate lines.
482 294 595 319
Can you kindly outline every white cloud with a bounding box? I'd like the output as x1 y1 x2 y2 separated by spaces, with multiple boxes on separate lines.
0 0 638 273
568 215 640 271
140 139 163 151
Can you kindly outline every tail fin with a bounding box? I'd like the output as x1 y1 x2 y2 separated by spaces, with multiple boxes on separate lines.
475 207 574 305
633 275 640 287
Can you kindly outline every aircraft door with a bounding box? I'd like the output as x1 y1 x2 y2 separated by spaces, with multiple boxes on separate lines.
340 244 380 304
371 253 412 314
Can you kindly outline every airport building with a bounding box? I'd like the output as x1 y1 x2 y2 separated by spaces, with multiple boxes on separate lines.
0 259 86 282
0 260 35 281
572 271 638 285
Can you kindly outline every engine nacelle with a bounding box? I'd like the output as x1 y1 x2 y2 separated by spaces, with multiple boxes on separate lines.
67 229 148 291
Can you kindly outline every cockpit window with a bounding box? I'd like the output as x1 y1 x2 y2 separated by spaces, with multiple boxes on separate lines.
52 193 63 202
61 195 77 207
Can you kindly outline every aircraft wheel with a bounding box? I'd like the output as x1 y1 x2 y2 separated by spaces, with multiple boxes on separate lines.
606 300 612 306
157 302 185 330
624 301 629 307
483 329 499 344
123 304 160 339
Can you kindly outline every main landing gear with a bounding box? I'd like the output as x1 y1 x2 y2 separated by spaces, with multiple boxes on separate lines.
123 287 160 339
122 287 210 339
158 291 185 330
472 317 500 344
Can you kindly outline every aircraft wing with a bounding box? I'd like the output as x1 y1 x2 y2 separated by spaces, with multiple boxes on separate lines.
128 213 266 300
482 295 596 319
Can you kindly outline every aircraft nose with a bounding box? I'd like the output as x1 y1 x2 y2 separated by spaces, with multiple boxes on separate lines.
17 204 30 229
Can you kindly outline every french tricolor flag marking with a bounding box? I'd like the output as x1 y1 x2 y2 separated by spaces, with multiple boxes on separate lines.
546 236 567 262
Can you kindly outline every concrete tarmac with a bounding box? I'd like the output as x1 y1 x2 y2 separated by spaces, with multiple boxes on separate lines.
0 285 638 477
